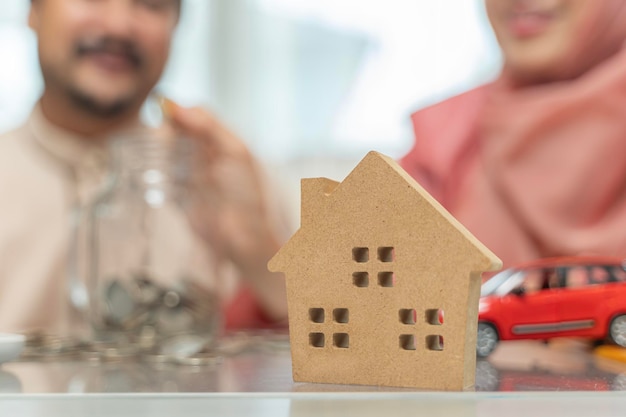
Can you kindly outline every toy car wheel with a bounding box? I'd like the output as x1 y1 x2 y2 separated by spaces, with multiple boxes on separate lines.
609 315 626 347
611 373 626 391
476 322 499 358
475 359 500 391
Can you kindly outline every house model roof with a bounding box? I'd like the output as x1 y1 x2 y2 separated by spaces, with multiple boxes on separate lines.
269 151 502 390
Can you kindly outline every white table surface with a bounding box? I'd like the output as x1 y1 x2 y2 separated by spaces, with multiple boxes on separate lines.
1 334 626 417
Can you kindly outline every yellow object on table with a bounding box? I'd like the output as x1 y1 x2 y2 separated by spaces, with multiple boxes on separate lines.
594 345 626 363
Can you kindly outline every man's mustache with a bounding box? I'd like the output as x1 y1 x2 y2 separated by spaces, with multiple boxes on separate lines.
75 37 144 68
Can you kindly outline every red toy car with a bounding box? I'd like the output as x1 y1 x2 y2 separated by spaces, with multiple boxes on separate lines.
477 256 626 357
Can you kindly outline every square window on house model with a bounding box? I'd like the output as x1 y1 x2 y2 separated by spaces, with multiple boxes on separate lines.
309 333 325 348
399 309 417 325
378 247 395 262
426 335 444 351
352 247 369 263
378 272 395 287
309 308 325 323
426 309 444 325
333 333 349 349
399 334 416 351
353 272 369 288
333 308 349 324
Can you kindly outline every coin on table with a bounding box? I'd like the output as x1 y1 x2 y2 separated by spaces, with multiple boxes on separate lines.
174 352 221 366
142 352 173 365
20 334 83 359
159 334 207 358
84 345 139 362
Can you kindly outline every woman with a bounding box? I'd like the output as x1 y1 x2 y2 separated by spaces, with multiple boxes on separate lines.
401 0 626 268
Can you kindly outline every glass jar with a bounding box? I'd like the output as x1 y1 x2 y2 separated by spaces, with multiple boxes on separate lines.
83 132 221 357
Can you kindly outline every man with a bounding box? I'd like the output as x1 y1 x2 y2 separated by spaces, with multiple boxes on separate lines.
0 0 288 335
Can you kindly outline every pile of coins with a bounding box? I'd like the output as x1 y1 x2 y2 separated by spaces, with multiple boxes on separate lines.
94 274 221 358
17 276 289 366
21 333 87 360
19 331 288 366
20 332 221 367
19 273 223 364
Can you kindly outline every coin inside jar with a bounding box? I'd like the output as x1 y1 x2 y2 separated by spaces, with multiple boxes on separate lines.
93 272 221 354
163 290 181 308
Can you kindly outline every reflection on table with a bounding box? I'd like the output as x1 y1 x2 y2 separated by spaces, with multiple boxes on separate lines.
1 334 626 394
478 339 626 391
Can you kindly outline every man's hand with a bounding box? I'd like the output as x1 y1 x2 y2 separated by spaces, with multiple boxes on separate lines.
164 101 287 321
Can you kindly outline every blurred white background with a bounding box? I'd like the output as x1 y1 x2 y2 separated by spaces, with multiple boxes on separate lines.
0 0 501 222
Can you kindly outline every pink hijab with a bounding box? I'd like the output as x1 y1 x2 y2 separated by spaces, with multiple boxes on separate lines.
401 1 626 267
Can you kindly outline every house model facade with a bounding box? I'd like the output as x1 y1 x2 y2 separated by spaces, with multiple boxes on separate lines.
268 151 502 391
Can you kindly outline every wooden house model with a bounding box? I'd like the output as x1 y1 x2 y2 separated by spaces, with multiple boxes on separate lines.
268 151 502 390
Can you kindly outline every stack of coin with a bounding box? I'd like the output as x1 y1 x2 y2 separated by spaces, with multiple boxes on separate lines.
79 342 141 363
20 333 87 360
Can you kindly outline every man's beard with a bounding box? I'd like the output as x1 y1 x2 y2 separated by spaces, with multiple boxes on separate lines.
66 86 137 118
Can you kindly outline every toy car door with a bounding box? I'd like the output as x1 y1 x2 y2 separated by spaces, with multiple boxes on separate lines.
499 267 560 339
555 265 607 338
